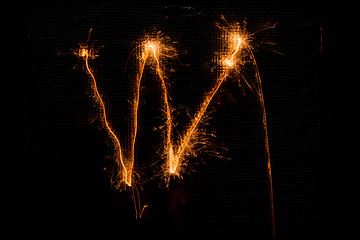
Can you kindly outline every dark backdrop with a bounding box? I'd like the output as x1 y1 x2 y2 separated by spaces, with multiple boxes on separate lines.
8 2 352 237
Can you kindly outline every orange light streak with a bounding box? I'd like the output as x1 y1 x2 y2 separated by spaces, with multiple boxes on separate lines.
74 29 131 187
147 42 174 175
129 35 176 180
125 36 175 215
73 26 275 227
163 20 275 237
127 46 149 188
221 22 275 237
124 36 175 187
168 34 242 176
221 19 275 237
246 46 275 237
85 55 130 186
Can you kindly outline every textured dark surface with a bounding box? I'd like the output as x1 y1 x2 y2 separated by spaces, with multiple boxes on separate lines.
8 3 352 237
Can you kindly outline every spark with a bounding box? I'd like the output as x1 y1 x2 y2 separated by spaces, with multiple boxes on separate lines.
74 29 131 187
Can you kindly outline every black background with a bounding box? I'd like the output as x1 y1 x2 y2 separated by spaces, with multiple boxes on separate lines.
8 2 352 237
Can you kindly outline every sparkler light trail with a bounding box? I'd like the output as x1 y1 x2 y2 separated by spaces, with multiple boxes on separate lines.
218 18 276 238
247 46 275 238
71 24 275 228
127 33 176 184
126 42 149 188
73 29 131 188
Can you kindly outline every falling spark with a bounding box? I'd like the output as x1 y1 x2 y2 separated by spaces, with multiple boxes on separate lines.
74 29 131 187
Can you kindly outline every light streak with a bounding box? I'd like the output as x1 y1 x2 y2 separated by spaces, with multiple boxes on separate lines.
127 43 149 188
219 19 276 238
128 33 176 182
74 29 131 187
167 31 243 176
124 35 175 187
163 19 275 237
123 34 176 216
247 46 275 238
72 25 275 228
